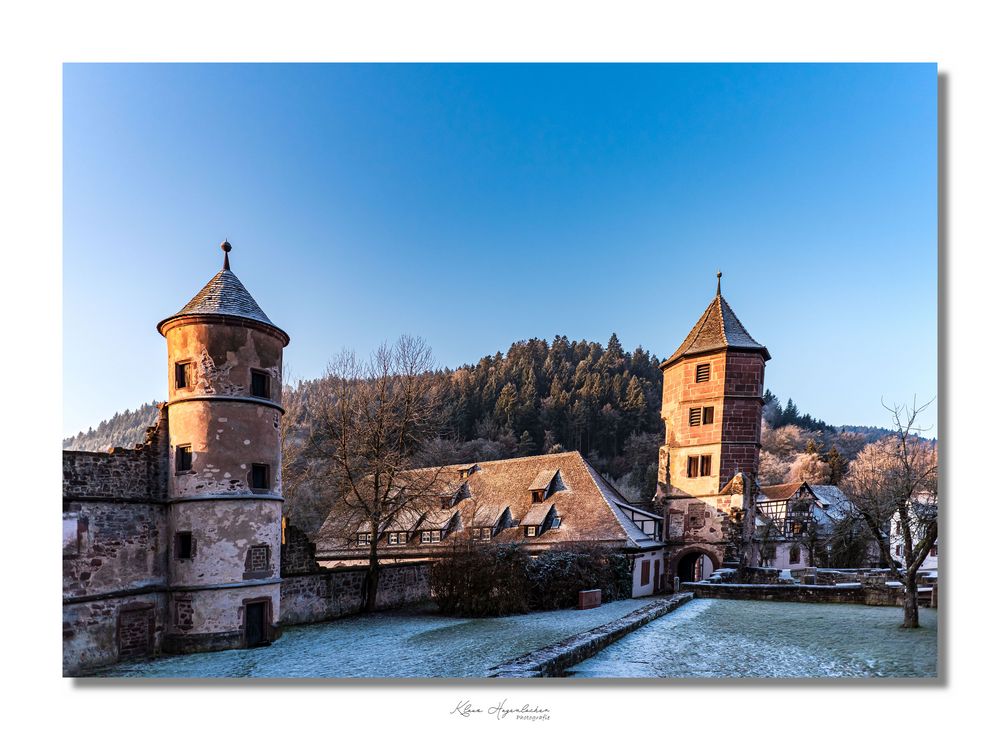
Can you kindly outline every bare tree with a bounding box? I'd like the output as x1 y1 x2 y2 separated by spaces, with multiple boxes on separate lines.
305 336 445 612
842 399 938 628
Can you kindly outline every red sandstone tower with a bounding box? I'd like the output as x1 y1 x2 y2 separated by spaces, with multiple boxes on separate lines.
658 273 769 582
157 241 289 653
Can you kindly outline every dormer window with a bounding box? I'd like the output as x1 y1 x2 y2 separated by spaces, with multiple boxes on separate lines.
525 526 538 537
471 527 493 541
420 530 442 544
532 490 545 503
356 533 372 546
387 531 407 546
250 370 271 399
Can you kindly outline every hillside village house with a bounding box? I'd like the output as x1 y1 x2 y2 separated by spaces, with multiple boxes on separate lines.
756 481 821 569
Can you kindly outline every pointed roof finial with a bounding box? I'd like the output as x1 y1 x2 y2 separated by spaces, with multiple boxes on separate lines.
716 270 722 296
221 239 232 270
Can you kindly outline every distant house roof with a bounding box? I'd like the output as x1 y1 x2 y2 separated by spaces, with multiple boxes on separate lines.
157 246 288 344
661 284 769 368
314 451 663 558
758 481 813 502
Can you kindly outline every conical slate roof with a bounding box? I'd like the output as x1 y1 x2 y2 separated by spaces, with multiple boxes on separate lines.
157 244 287 342
662 279 769 368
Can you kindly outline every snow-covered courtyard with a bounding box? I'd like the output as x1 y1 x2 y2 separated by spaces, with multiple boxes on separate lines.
571 598 937 678
91 597 653 678
90 597 936 678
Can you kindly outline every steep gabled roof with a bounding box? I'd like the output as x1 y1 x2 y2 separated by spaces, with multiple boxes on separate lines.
758 481 813 502
314 451 664 557
157 244 288 343
662 278 769 368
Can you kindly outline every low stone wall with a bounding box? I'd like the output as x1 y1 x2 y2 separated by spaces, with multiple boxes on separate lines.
280 562 431 626
683 582 905 607
488 593 694 678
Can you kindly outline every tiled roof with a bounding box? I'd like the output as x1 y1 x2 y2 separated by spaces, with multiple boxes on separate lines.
662 291 769 367
528 469 558 491
314 451 664 558
758 481 810 501
521 503 554 527
157 265 286 340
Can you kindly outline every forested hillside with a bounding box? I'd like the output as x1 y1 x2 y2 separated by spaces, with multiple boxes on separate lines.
63 334 898 530
62 402 163 452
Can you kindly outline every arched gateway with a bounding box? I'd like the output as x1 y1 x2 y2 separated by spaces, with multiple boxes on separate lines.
672 547 721 584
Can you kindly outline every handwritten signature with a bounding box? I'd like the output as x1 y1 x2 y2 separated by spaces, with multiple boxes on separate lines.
451 699 551 721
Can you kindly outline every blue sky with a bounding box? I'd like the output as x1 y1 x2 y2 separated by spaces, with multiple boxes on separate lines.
63 64 937 437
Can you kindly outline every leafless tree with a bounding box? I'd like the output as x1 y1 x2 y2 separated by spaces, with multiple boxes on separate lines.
304 336 446 612
842 399 938 628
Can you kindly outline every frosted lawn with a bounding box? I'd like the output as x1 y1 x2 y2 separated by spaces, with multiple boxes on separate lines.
93 597 653 678
570 599 937 678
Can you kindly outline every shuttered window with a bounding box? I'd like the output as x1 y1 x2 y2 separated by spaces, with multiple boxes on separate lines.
689 407 702 426
695 363 710 382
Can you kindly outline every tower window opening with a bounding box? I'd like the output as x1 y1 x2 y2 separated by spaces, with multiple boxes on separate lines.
689 407 702 426
175 361 193 390
176 531 194 559
695 363 710 383
250 370 271 399
702 406 715 424
176 444 193 473
686 454 713 477
251 463 270 490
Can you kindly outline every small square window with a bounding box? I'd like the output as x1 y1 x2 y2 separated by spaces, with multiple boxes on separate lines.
176 444 193 473
695 363 710 383
525 526 537 537
689 407 702 426
482 528 491 540
357 533 371 546
250 370 271 399
251 463 270 490
702 406 715 424
176 531 194 559
175 362 193 390
550 517 561 529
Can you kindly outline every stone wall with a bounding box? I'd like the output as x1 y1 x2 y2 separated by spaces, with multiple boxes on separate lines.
281 521 322 576
280 563 431 626
63 593 168 676
683 582 906 606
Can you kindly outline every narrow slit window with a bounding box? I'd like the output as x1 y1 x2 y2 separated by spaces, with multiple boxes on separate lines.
251 463 270 490
700 455 712 477
687 456 699 477
250 370 270 399
695 363 710 383
175 361 193 390
689 407 702 426
176 531 194 559
176 444 193 473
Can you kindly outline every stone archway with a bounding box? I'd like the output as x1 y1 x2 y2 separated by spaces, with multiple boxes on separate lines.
670 547 721 584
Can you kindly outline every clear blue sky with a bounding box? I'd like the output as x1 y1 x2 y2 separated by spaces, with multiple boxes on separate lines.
63 64 937 437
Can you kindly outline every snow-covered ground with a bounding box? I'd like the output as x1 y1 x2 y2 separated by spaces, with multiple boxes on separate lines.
92 598 655 678
570 599 937 678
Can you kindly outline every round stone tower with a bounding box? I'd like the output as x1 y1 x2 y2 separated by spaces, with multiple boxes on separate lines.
157 241 289 653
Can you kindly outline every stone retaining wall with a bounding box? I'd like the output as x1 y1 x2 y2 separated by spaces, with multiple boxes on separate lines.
683 582 906 606
488 593 694 678
280 562 431 625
